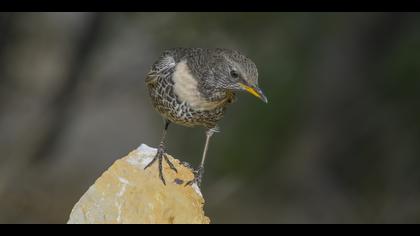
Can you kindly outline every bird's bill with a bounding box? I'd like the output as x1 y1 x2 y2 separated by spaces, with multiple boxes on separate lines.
239 83 268 103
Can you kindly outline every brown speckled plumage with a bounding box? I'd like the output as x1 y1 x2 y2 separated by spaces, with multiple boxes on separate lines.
144 48 266 186
145 48 239 129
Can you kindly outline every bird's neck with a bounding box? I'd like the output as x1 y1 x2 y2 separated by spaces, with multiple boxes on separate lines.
172 61 234 111
200 87 232 102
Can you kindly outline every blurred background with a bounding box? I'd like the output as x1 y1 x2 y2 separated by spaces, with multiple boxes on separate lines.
0 12 420 224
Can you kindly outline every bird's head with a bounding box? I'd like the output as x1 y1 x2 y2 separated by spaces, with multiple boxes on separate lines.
212 49 268 103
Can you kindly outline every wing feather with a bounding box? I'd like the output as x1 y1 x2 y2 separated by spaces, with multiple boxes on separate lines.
145 51 176 85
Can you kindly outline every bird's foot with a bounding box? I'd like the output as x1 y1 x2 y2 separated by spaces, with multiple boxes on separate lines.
185 166 204 187
144 146 178 185
163 152 178 173
179 160 192 169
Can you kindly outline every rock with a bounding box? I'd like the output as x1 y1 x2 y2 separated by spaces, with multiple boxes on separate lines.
67 144 210 224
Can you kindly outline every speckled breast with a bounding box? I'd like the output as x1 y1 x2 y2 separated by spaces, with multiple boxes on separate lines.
147 76 228 129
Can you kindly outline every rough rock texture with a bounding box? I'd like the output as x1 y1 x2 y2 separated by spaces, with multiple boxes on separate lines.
67 144 210 224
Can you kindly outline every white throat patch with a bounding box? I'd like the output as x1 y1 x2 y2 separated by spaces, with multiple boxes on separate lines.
172 61 222 111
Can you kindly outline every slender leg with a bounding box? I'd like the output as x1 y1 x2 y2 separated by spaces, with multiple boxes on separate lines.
144 120 177 185
185 127 217 187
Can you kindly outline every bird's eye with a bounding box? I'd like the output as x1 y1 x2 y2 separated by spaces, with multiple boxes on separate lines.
230 70 239 78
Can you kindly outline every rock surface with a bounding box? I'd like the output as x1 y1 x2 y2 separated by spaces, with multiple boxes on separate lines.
67 144 210 224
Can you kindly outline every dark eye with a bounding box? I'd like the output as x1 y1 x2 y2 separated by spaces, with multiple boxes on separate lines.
230 70 239 78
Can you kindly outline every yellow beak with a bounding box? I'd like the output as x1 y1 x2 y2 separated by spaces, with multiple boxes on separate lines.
239 83 268 103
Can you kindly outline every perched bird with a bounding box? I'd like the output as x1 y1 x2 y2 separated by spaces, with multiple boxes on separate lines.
144 48 267 186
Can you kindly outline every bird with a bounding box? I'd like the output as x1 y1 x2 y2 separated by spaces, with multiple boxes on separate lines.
144 48 267 187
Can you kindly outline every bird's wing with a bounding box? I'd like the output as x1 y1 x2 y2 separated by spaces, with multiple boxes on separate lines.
144 71 158 84
145 53 176 85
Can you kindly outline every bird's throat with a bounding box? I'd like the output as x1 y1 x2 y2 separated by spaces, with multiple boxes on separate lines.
173 60 228 111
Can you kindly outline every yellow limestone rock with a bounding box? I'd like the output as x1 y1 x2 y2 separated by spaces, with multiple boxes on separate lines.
67 144 210 224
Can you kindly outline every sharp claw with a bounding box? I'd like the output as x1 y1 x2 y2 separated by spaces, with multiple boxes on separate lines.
184 167 204 187
160 175 166 185
158 150 167 185
144 156 157 170
144 148 168 185
164 154 178 173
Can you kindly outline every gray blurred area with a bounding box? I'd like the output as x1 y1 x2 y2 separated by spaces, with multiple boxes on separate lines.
0 12 420 223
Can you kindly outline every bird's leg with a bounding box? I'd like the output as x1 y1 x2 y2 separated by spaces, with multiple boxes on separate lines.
144 120 177 185
185 127 217 187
